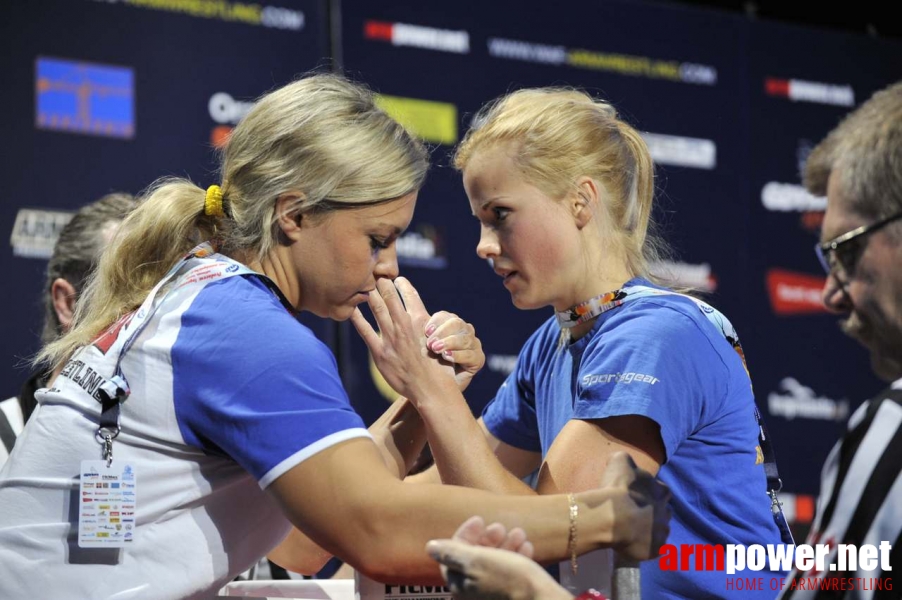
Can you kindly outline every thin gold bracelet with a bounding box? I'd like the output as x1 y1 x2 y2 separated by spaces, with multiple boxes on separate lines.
567 493 579 575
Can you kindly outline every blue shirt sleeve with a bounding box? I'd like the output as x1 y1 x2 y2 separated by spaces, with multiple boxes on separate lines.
171 276 369 488
480 327 549 453
574 300 730 461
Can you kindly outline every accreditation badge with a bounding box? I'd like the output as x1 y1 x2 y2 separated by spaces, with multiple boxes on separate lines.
78 460 137 548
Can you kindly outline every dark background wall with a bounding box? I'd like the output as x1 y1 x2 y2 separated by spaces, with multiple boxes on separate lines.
3 0 900 535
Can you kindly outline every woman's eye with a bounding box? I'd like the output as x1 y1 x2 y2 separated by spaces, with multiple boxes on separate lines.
370 236 390 250
493 207 510 221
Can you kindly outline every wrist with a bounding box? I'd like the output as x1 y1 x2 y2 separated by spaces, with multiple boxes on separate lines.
575 489 620 550
407 378 467 411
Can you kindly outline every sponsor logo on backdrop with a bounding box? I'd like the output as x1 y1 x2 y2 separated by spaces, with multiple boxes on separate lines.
487 37 717 86
768 377 850 422
397 225 448 270
766 269 828 316
761 182 827 213
90 0 304 31
765 77 854 107
642 133 717 169
365 20 469 54
375 95 458 146
9 208 74 259
650 260 717 292
36 57 134 139
208 91 254 147
774 492 815 525
487 354 517 376
761 141 825 231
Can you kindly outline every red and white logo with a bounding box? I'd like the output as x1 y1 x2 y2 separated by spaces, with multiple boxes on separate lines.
364 20 469 54
765 78 854 107
208 92 254 148
766 269 828 316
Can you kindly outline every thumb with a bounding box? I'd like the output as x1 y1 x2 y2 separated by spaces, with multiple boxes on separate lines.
426 539 478 572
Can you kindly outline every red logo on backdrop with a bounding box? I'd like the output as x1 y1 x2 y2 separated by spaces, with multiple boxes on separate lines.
364 20 394 41
211 125 232 149
765 77 791 98
766 269 828 316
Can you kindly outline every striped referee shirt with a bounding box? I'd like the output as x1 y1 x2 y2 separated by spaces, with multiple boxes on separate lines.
780 381 902 599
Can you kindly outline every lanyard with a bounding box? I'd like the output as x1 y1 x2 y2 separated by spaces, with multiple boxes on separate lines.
566 283 794 544
90 243 268 466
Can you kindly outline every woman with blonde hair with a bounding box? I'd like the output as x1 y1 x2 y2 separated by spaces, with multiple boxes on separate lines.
0 75 669 599
405 88 792 597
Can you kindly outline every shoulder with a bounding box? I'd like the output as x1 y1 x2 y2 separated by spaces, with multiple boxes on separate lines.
596 292 724 349
174 275 334 372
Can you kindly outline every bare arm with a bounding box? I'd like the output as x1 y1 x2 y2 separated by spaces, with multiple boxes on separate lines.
268 436 667 583
536 415 665 494
356 278 541 494
406 419 541 486
269 305 485 572
267 397 428 573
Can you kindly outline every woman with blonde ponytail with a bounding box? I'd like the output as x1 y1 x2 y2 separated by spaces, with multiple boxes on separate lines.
403 88 792 598
0 75 669 600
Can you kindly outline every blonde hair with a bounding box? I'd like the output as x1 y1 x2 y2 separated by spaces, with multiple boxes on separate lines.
39 74 428 370
454 87 667 281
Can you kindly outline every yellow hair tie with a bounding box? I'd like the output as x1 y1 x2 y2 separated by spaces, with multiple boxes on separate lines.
204 185 225 217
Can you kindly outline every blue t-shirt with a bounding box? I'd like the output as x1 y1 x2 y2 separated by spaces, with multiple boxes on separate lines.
171 274 368 487
0 265 371 598
483 279 786 598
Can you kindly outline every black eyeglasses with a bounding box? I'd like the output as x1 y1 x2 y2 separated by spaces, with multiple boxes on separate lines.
815 210 902 278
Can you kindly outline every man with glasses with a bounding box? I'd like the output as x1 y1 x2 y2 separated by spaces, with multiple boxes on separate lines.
780 82 902 598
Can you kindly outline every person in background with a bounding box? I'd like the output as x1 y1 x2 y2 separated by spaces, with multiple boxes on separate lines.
0 192 135 465
779 81 902 599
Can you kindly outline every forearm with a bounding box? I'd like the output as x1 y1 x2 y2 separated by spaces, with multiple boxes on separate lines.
412 382 534 495
369 396 428 478
271 440 622 586
332 480 618 583
267 526 333 575
269 399 427 571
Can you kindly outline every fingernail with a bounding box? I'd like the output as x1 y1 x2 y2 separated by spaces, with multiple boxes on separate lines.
443 350 453 359
425 324 436 336
431 340 445 352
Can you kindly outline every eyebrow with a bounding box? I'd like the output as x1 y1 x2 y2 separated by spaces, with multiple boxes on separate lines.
372 225 405 237
476 196 506 214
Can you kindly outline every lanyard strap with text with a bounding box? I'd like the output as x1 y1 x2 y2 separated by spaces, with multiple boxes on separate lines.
565 284 794 543
94 242 265 466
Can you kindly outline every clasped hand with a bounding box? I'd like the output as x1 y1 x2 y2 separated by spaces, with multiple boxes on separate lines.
351 277 485 399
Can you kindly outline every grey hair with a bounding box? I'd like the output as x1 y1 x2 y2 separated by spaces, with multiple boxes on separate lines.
805 81 902 227
41 192 137 344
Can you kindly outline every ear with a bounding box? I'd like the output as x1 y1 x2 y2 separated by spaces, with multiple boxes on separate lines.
275 193 306 242
572 177 599 230
51 278 78 332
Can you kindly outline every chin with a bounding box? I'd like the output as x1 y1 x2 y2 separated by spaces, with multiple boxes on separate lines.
510 293 547 311
868 342 902 383
329 305 357 322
